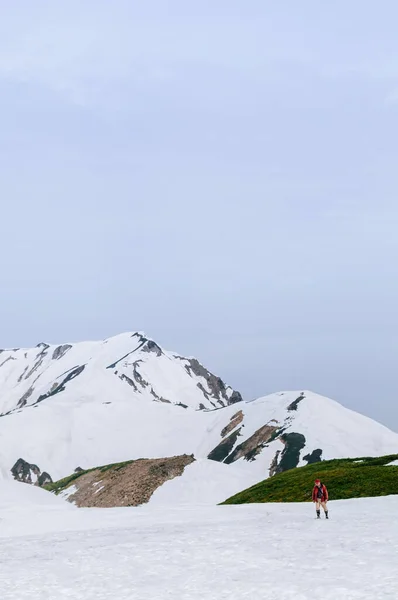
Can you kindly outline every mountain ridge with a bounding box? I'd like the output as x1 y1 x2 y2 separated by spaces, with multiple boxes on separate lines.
1 332 397 505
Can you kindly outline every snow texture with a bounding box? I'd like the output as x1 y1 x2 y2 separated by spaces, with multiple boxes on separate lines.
0 481 397 599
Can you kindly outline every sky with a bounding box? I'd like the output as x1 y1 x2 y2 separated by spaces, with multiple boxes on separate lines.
1 1 398 429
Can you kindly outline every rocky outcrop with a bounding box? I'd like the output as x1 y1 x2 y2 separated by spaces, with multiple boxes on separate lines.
208 422 279 464
36 365 86 404
141 340 163 357
184 358 242 407
38 472 53 487
228 390 243 405
11 458 53 487
221 410 244 438
52 344 72 360
269 450 281 477
17 386 34 408
224 424 279 464
303 449 323 464
51 454 195 508
274 432 306 475
208 428 242 462
287 393 305 411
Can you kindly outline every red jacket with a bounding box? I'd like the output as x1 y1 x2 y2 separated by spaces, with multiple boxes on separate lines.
312 484 328 502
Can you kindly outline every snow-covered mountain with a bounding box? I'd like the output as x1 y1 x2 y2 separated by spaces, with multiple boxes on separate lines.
0 332 397 503
0 332 241 414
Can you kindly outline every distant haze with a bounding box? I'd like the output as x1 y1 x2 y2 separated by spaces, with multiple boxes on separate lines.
1 2 398 430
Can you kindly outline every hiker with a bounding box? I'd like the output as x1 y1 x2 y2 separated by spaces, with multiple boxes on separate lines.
312 479 329 519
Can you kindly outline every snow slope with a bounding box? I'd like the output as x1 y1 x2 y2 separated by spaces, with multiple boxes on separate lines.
0 332 397 504
1 496 397 599
0 479 74 511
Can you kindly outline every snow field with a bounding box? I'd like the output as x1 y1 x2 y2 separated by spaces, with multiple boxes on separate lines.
0 487 397 599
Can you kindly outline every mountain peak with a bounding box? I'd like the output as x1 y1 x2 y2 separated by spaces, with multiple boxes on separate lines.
0 331 242 417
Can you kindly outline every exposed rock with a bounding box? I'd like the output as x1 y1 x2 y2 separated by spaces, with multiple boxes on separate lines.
269 450 281 477
221 410 244 438
11 458 52 487
119 373 138 391
184 358 241 407
17 366 30 383
149 387 172 404
38 472 53 487
11 458 40 483
197 382 210 400
24 355 47 380
52 344 72 360
287 393 305 411
53 454 195 508
141 340 163 357
185 359 228 401
224 424 279 464
36 365 86 403
229 390 243 405
303 449 323 465
275 432 306 474
0 356 16 369
208 428 242 462
132 363 149 389
17 386 34 408
106 336 148 369
36 343 50 350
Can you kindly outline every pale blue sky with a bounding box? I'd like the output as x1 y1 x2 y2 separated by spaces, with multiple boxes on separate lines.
1 1 398 428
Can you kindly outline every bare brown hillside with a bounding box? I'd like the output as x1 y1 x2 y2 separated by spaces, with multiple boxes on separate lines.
50 454 195 507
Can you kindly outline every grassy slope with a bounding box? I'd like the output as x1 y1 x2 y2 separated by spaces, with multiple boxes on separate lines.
222 454 398 504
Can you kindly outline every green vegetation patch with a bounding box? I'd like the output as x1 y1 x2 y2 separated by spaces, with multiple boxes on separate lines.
222 454 398 505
